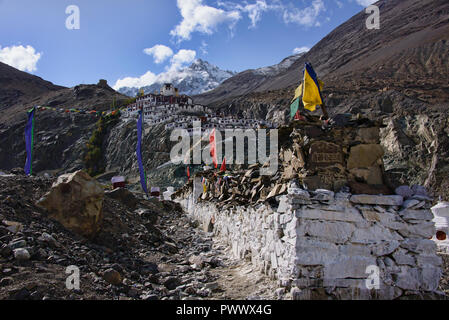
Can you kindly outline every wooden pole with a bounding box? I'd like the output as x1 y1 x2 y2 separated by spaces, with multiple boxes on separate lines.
321 101 329 119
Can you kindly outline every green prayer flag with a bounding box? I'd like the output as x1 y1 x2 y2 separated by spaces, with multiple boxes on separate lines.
290 98 300 119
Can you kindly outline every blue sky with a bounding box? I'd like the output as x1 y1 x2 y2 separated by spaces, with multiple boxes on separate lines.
0 0 374 89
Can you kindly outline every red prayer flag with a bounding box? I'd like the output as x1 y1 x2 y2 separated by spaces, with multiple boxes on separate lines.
220 157 226 172
209 128 218 168
187 166 190 179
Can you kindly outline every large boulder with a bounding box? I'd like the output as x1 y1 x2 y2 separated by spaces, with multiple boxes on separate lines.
347 144 384 170
37 170 104 238
105 188 138 209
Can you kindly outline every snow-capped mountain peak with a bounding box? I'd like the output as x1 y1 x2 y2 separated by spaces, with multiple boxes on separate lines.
117 59 236 97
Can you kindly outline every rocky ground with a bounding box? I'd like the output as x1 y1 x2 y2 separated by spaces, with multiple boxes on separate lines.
0 171 278 300
438 253 449 296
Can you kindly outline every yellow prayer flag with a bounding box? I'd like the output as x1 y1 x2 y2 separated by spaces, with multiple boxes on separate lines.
302 63 323 112
292 83 303 103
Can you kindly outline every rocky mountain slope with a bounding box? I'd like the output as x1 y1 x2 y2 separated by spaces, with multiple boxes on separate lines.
117 59 236 97
0 0 448 200
0 62 64 112
0 77 129 126
195 0 449 107
191 0 449 200
194 53 304 106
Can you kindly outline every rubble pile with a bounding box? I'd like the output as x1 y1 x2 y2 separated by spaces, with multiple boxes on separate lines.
174 115 389 206
0 171 275 300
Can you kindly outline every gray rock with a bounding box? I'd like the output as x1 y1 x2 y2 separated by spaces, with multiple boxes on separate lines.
399 209 433 221
400 239 436 254
0 244 12 257
411 185 428 197
312 189 335 201
0 277 13 286
392 249 416 266
102 268 122 285
205 282 219 291
402 199 420 209
395 186 413 198
13 248 30 261
350 194 403 206
9 240 27 249
163 277 181 290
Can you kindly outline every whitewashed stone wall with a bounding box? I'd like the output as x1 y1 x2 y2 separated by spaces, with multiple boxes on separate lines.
177 187 443 299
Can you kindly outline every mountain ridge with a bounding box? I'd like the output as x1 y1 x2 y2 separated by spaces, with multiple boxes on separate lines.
194 0 449 107
117 59 236 97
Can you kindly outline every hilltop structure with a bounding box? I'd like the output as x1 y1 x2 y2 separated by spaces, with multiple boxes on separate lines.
122 83 272 132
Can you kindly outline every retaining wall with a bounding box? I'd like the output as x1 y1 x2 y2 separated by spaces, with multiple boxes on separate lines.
177 187 443 299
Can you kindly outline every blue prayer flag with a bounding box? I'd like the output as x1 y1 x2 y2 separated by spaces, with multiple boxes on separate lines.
24 107 35 175
136 110 148 195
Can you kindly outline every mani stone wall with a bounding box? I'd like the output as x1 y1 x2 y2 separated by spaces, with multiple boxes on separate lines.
177 186 442 300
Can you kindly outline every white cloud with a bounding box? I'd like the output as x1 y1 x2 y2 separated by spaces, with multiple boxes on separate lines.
282 0 325 27
239 0 279 28
0 44 42 72
355 0 376 6
170 0 241 41
113 71 157 90
143 45 174 64
170 49 196 69
200 40 208 55
113 49 197 90
293 46 310 54
218 0 283 29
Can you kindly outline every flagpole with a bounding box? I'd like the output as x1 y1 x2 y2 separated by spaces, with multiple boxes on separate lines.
321 101 329 119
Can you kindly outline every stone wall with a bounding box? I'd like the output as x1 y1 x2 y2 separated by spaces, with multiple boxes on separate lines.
177 187 443 299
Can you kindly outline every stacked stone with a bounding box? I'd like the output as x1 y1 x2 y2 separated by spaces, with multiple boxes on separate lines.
280 116 387 194
173 116 390 208
181 185 443 300
278 185 441 299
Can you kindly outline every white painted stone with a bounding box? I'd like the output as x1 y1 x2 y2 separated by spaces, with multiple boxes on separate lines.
271 252 278 269
350 194 404 206
277 196 290 213
279 212 294 225
431 202 449 218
